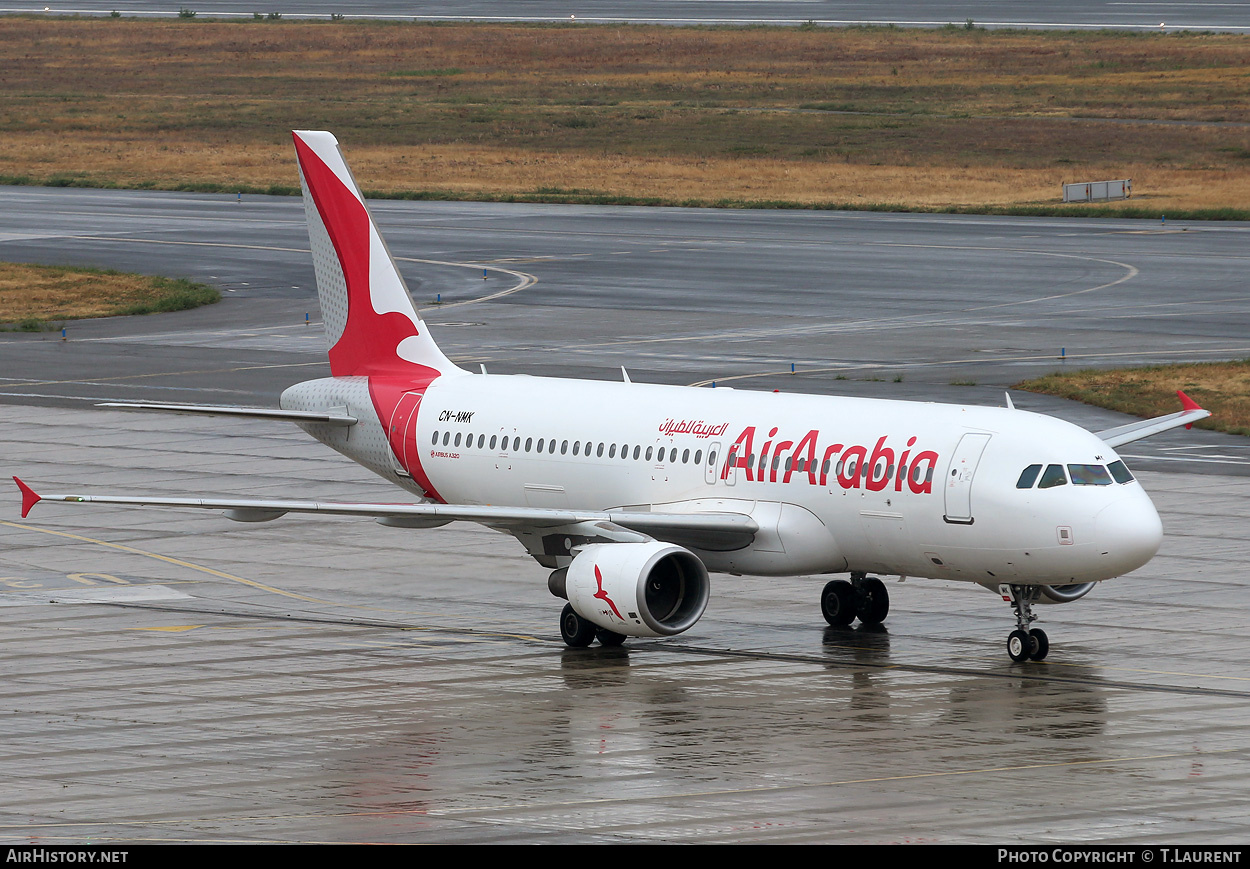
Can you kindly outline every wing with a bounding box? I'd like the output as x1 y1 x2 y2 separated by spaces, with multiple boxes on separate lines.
1096 390 1211 448
13 477 758 551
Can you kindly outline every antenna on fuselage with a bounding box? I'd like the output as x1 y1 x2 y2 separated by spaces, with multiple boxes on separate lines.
1004 392 1015 410
621 366 632 384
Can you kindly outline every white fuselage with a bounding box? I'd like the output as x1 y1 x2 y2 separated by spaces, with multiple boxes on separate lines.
283 371 1163 587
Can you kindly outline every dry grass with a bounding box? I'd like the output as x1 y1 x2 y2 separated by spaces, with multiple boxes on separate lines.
1015 362 1250 436
0 262 219 326
0 19 1248 211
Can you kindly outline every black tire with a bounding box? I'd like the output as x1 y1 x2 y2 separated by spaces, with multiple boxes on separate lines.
560 603 597 647
857 577 890 625
1028 628 1049 661
1007 629 1032 662
596 627 627 647
821 580 856 627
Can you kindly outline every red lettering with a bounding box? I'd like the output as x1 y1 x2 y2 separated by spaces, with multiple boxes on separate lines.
837 445 867 489
785 429 820 484
724 426 756 482
908 450 938 494
819 443 844 486
866 436 895 492
770 440 793 482
896 436 916 492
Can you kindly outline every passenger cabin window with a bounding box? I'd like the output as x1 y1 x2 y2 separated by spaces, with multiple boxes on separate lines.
1068 464 1113 486
1017 464 1042 489
1108 460 1134 483
1038 464 1067 488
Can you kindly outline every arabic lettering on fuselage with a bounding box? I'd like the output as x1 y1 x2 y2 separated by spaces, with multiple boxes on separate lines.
720 425 938 493
658 418 731 439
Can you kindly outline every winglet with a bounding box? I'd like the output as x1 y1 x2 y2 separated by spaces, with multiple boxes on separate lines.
14 477 40 519
1178 390 1204 428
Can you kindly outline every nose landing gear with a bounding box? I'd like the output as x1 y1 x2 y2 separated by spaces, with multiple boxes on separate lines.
1001 584 1049 662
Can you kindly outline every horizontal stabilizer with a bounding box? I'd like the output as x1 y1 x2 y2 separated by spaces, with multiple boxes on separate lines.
1096 390 1211 448
97 402 357 427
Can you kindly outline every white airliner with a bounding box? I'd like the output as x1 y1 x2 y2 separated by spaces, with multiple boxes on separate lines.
14 131 1211 662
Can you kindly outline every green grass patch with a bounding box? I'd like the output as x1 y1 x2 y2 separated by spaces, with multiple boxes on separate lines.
1015 360 1250 436
0 262 220 328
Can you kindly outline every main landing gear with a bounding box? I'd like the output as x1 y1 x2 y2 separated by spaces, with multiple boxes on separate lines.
1001 584 1049 662
559 603 626 648
821 573 890 627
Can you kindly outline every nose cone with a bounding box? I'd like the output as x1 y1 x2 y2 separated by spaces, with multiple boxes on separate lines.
1095 493 1163 576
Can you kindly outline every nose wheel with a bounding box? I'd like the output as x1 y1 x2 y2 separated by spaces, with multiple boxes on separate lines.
1001 585 1049 662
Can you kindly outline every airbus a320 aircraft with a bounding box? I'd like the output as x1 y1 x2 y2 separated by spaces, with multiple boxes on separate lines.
14 131 1211 662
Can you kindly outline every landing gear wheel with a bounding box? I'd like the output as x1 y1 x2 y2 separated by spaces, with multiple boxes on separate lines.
821 580 857 626
856 577 890 625
1007 629 1032 662
560 604 597 648
596 627 627 647
1028 628 1049 661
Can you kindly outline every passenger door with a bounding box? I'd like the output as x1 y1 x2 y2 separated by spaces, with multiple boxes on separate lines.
943 432 991 524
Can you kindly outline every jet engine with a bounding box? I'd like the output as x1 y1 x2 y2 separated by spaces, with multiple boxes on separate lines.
1037 582 1096 604
562 542 710 638
979 581 1097 605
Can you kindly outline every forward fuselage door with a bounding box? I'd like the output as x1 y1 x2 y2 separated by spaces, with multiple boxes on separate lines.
943 432 991 525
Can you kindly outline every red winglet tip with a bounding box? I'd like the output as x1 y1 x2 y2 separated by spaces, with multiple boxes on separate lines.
1177 389 1204 412
13 476 40 519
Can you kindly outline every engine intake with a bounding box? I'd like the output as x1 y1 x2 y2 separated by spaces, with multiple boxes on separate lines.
565 542 710 638
1038 582 1096 604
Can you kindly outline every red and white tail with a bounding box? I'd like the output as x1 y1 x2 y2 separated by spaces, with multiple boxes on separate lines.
292 130 462 378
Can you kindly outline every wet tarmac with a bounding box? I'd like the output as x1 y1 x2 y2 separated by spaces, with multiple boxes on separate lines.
1 191 1249 843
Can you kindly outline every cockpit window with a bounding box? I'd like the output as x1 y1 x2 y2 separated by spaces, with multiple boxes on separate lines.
1016 464 1042 489
1038 464 1067 488
1068 464 1113 486
1108 460 1135 484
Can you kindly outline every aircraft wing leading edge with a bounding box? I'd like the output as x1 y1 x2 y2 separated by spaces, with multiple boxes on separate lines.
1095 390 1210 448
13 477 758 546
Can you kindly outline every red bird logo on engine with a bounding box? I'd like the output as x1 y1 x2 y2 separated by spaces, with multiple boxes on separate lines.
593 565 624 621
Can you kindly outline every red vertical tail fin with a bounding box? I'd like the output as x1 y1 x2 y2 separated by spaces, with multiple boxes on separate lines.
292 131 461 378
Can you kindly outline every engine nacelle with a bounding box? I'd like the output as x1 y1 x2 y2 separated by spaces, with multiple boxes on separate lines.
565 542 710 638
1038 582 1096 604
